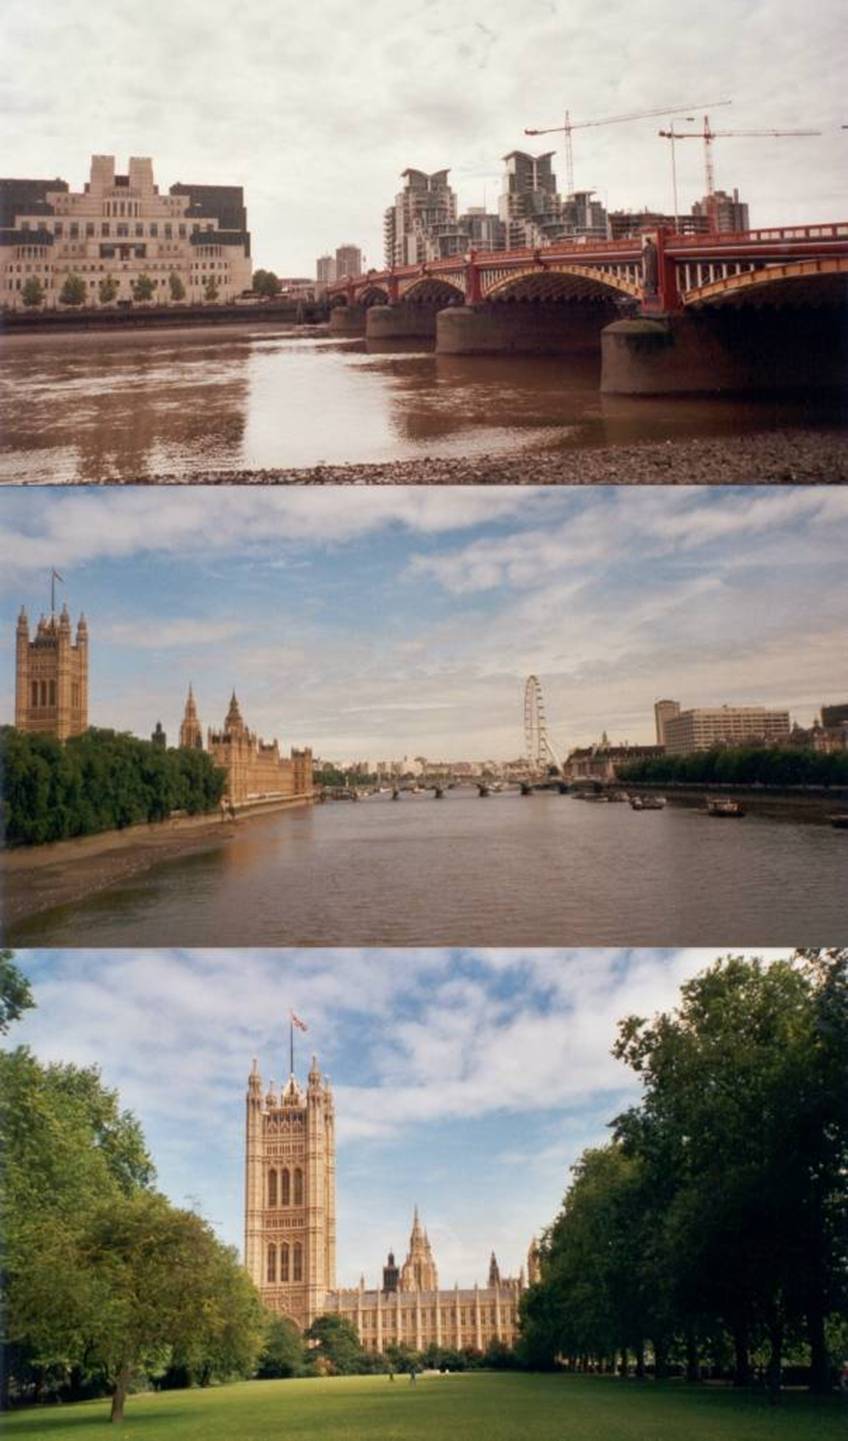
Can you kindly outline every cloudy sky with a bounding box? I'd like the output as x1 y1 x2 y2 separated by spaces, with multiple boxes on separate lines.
12 946 791 1282
1 484 845 760
4 0 845 273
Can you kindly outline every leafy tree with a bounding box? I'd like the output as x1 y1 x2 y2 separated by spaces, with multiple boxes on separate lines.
98 274 119 305
131 273 156 303
613 952 848 1394
618 745 848 790
0 952 34 1033
256 1315 306 1377
204 277 220 302
1 726 227 847
252 269 281 298
168 271 186 302
21 276 44 308
59 272 87 306
306 1313 363 1374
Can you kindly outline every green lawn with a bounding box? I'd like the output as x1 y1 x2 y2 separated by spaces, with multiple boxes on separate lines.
5 1373 843 1441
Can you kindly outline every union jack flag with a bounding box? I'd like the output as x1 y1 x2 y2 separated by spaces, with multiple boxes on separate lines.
290 1011 308 1032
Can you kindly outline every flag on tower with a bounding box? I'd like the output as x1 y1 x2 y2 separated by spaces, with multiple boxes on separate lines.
290 1011 308 1032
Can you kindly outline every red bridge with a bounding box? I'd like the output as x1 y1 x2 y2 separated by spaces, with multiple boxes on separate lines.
326 224 848 394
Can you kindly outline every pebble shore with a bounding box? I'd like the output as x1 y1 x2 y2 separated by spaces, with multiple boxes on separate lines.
89 427 848 486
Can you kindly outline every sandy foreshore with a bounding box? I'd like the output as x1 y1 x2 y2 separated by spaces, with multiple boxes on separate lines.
2 820 235 932
56 426 848 485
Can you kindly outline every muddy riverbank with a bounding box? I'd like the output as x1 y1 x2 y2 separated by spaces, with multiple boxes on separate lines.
86 426 848 485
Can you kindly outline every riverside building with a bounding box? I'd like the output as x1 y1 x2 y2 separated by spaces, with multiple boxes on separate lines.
245 1056 539 1349
662 703 791 755
0 155 252 310
180 687 313 806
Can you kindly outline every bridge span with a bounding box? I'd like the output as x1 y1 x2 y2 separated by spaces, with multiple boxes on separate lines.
326 224 848 394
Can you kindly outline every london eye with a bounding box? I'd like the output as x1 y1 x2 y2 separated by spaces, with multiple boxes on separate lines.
524 675 561 774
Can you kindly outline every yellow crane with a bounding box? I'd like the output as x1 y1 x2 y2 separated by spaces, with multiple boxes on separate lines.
658 116 821 226
524 100 732 197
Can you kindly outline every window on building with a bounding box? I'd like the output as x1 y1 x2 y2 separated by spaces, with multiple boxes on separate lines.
293 1243 303 1282
102 223 110 237
281 1168 290 1206
281 1243 290 1281
164 223 172 238
31 681 38 707
40 680 47 706
117 224 128 238
178 224 186 237
267 1168 277 1207
86 222 94 237
293 1168 304 1206
49 680 56 706
54 222 63 237
69 223 78 239
150 223 158 237
135 223 143 237
267 1243 276 1283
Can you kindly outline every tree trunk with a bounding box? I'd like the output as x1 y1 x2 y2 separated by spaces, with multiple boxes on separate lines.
653 1338 668 1381
635 1340 645 1379
110 1366 131 1424
732 1321 751 1387
766 1317 783 1402
620 1348 628 1378
685 1327 700 1384
807 1306 831 1394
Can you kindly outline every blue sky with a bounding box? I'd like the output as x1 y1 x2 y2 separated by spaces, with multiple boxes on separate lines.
4 0 845 271
11 947 790 1286
1 485 845 760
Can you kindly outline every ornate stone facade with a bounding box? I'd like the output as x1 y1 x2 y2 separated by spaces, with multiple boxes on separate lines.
179 688 313 805
246 1058 538 1351
1 155 251 310
15 604 88 739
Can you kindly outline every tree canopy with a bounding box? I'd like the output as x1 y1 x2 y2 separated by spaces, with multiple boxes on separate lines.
521 952 848 1395
1 726 227 847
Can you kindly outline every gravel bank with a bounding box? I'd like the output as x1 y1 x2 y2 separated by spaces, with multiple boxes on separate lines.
66 427 848 485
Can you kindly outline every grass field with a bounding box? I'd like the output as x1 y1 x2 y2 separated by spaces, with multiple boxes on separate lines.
5 1373 844 1441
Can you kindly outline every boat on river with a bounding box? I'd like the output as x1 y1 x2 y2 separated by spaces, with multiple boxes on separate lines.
828 813 848 830
630 794 666 811
705 797 746 817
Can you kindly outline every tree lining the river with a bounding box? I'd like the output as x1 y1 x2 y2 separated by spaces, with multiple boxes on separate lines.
617 745 848 788
1 727 226 846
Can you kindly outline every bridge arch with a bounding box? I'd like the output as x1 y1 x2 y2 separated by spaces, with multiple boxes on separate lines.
357 285 390 307
683 256 848 309
482 264 642 304
399 276 465 306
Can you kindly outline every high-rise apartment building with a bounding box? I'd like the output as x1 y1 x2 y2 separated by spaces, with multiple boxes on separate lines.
334 245 362 279
316 254 336 287
15 602 88 740
499 152 564 248
0 155 252 309
691 188 750 233
654 699 681 746
384 169 458 266
662 704 791 755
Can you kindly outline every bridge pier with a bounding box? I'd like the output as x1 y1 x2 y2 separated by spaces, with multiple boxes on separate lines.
601 308 848 395
366 303 440 341
436 301 616 356
328 304 367 336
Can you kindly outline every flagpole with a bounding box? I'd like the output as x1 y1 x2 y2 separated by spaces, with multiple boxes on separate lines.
290 1016 294 1077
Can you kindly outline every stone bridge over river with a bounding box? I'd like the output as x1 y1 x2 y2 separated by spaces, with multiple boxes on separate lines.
326 223 848 394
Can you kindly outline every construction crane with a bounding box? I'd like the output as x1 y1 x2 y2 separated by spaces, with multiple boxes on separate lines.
524 101 732 198
658 116 821 225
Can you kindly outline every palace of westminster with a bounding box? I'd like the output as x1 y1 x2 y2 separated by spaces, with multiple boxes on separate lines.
13 600 313 806
246 1053 540 1352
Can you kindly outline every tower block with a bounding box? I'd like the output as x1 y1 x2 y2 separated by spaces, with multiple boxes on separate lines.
244 1055 336 1330
15 604 88 739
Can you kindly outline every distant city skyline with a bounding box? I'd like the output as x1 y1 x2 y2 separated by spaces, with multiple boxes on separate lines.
4 0 844 274
1 487 845 759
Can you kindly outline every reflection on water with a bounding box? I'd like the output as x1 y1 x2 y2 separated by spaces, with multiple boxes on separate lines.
0 324 843 482
8 789 845 947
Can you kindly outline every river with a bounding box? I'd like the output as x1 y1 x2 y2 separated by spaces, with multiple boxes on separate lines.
6 789 845 947
0 325 842 482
